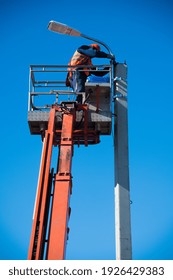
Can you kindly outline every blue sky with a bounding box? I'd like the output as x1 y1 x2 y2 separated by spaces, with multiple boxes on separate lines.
0 0 173 260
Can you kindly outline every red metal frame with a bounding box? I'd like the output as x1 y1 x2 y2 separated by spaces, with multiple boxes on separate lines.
28 108 56 260
28 103 100 260
46 112 74 259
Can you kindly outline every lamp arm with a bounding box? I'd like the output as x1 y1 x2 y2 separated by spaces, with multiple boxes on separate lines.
81 33 113 56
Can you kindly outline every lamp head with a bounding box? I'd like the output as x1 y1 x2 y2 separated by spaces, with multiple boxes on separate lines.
48 20 81 36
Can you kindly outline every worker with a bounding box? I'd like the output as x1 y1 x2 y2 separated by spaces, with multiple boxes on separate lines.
67 44 115 103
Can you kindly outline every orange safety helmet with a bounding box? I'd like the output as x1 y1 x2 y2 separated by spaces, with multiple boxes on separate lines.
90 44 100 51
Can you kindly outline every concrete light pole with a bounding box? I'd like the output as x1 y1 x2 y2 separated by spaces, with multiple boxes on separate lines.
114 63 132 259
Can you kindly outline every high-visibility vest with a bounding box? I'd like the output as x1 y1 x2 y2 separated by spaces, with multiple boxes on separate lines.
68 50 92 77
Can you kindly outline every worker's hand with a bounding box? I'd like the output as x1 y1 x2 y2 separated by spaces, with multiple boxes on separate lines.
107 54 115 60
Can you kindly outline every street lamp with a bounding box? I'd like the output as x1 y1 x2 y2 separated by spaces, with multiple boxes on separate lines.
48 20 113 55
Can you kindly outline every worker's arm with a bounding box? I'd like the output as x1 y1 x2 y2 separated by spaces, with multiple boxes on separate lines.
77 45 114 59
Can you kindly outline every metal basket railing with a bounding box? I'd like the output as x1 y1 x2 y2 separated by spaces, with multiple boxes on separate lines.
28 64 112 111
